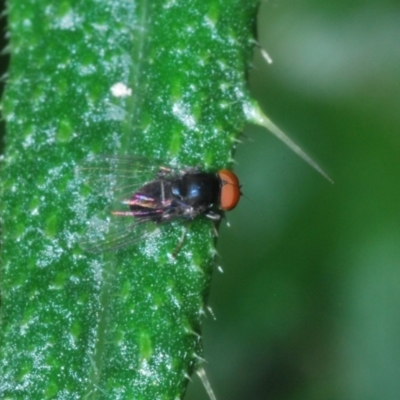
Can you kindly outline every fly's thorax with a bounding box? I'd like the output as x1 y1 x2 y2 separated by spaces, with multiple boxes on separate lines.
171 172 220 208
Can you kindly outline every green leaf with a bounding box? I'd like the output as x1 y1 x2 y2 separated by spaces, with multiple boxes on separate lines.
0 0 258 398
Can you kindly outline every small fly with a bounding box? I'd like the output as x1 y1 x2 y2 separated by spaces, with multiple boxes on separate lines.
79 156 241 252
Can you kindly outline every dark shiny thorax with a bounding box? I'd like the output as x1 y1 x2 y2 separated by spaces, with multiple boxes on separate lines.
171 172 220 208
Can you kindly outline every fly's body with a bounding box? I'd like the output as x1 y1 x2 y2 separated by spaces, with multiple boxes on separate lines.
79 156 240 252
120 171 223 223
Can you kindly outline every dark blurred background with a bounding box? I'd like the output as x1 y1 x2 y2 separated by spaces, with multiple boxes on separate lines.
187 1 400 399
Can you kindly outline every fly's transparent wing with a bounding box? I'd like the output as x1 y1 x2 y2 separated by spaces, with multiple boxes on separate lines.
78 155 170 199
77 155 178 253
80 214 159 253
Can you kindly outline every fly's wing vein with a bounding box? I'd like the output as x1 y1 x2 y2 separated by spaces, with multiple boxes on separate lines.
77 155 181 252
80 216 159 253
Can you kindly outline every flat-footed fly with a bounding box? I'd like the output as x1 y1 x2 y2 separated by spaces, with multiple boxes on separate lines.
79 156 241 252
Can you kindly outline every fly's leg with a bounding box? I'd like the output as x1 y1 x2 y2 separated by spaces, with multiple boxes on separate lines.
158 165 201 180
171 214 220 257
171 224 188 258
205 211 220 221
205 211 221 237
156 166 173 178
211 223 219 238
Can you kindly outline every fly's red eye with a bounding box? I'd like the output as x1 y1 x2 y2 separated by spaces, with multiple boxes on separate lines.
218 169 241 211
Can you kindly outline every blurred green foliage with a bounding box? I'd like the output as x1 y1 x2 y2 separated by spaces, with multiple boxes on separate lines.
186 1 400 399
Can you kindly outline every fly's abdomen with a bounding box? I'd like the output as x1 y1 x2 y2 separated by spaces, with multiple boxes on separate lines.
127 180 173 219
